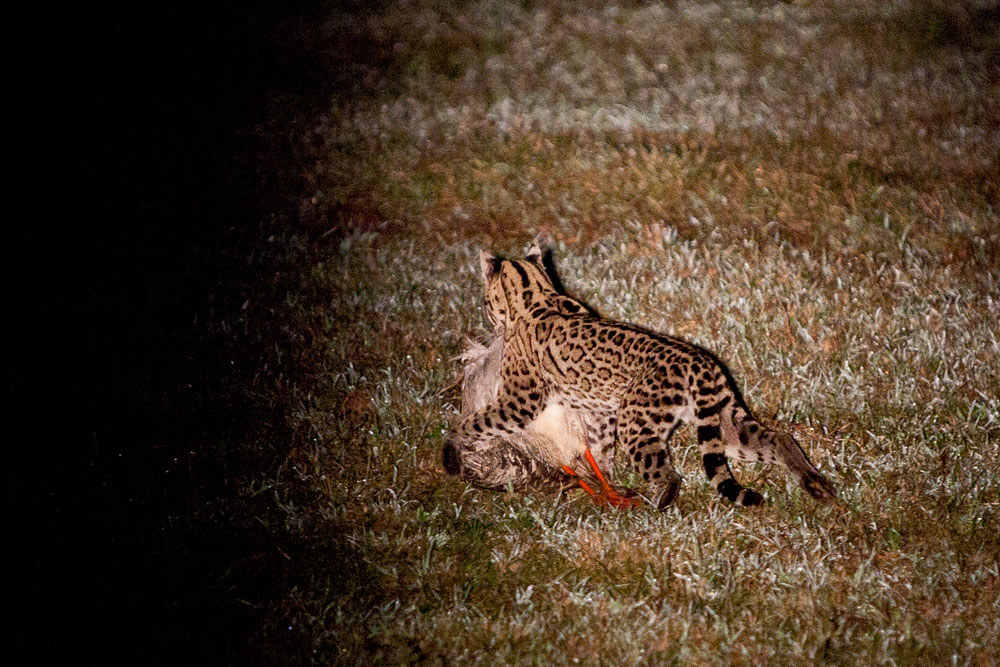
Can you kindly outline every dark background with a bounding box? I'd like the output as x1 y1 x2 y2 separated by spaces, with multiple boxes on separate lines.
8 2 340 663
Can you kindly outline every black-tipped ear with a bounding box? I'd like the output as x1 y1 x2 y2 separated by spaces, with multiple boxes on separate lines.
525 243 545 266
526 232 553 265
479 250 502 281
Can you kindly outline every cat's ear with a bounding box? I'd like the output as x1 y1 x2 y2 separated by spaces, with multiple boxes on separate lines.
525 243 543 265
526 232 553 266
479 250 502 282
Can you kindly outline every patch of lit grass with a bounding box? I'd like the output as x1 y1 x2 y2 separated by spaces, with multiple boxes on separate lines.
254 1 999 663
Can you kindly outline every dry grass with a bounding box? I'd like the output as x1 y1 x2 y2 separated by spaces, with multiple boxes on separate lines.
250 0 999 663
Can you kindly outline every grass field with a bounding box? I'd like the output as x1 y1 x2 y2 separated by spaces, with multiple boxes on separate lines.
74 1 998 664
241 1 1000 663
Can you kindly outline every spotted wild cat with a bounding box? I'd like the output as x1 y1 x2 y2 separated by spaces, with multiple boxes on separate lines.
443 245 837 509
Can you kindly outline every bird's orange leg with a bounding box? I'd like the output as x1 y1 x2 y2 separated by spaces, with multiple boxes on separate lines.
562 449 640 509
583 448 641 509
561 465 600 499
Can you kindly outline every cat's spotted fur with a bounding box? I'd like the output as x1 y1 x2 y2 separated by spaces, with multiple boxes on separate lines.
444 246 836 508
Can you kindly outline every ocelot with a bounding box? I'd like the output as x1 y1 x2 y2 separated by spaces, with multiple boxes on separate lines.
444 245 837 509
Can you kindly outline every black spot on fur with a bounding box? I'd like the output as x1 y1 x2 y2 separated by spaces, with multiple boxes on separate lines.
512 261 531 288
697 424 722 442
717 478 742 502
696 395 731 419
702 452 726 478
